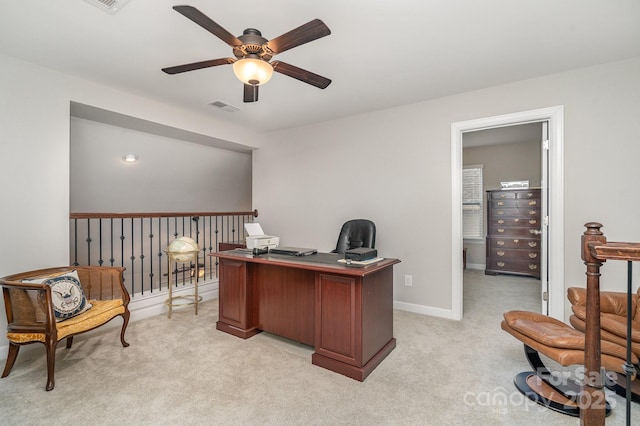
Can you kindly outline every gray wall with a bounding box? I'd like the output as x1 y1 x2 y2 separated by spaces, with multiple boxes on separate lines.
70 117 252 213
463 140 542 268
253 56 640 319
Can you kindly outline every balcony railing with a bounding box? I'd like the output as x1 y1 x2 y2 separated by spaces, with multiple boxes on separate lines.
69 210 258 297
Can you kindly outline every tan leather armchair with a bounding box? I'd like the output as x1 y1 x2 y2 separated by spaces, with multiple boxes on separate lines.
568 286 640 357
568 286 640 401
1 266 130 390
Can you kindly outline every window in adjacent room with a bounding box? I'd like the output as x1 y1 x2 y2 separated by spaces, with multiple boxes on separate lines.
463 164 483 240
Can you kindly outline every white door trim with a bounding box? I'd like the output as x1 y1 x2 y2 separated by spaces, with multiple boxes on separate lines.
451 106 564 321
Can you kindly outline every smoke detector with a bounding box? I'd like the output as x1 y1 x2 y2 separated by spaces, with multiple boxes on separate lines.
84 0 132 14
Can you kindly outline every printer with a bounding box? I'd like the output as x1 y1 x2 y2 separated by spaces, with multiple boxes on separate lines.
244 223 280 250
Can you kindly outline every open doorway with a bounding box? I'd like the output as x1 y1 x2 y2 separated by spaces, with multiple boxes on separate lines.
462 124 543 317
450 106 564 321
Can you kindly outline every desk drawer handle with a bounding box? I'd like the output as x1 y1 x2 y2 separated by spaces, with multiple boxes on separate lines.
497 219 505 224
529 210 537 215
528 241 537 248
497 251 505 257
497 240 505 246
529 219 537 225
497 210 504 215
529 264 538 270
497 261 505 267
497 228 505 233
529 252 538 259
497 201 505 206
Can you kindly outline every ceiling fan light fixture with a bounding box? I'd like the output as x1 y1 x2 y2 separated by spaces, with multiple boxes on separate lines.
233 57 273 86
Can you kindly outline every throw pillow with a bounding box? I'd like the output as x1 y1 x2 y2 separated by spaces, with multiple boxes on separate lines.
23 270 93 321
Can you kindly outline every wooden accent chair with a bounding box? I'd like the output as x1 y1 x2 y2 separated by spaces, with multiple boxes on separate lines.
1 266 130 390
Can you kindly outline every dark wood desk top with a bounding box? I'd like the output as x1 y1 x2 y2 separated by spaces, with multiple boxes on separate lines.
211 250 400 277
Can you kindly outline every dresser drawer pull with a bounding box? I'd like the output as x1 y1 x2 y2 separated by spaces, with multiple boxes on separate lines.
529 210 537 215
527 192 535 198
499 193 507 198
513 218 520 223
513 239 519 243
529 252 538 259
497 210 504 215
528 241 537 248
497 219 505 224
497 201 505 206
497 251 505 256
497 262 505 267
496 240 505 246
529 264 538 270
528 200 537 206
529 219 537 225
530 229 542 235
497 228 505 233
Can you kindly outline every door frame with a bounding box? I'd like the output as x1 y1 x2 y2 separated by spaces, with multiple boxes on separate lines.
451 106 564 321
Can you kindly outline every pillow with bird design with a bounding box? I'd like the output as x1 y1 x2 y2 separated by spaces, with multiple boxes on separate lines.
22 270 92 321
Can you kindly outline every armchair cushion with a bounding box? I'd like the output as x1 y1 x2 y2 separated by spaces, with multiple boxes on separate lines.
7 299 125 344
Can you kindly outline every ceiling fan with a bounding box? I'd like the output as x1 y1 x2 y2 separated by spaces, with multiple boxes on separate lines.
162 5 332 103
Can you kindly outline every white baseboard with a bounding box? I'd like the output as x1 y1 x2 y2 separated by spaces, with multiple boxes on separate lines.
393 300 457 320
128 280 218 322
466 263 485 270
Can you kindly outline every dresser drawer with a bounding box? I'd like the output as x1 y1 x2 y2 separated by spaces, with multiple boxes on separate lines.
488 248 540 261
489 217 541 227
490 207 540 218
486 259 540 277
489 226 541 238
489 190 540 200
490 198 540 209
488 237 540 250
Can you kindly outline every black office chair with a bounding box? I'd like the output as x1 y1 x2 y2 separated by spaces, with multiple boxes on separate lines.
332 219 376 254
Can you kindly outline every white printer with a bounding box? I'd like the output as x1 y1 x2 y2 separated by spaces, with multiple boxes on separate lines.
244 223 280 250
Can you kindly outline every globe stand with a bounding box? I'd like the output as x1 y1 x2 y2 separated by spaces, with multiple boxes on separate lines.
165 249 202 319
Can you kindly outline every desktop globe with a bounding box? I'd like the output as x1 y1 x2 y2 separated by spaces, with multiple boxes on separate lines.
166 236 200 262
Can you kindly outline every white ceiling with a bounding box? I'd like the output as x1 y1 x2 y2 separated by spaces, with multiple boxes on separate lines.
1 1 639 134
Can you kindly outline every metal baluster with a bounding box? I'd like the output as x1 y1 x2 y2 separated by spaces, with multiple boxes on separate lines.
139 217 145 294
98 218 104 266
149 217 154 292
624 261 633 425
73 218 79 266
130 218 135 296
86 218 92 265
109 218 115 266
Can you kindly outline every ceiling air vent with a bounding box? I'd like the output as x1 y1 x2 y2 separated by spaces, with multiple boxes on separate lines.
209 101 240 113
84 0 132 14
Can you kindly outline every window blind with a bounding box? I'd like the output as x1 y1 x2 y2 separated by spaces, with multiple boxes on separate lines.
463 165 483 239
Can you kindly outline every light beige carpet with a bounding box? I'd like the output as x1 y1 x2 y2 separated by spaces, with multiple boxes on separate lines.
0 270 637 425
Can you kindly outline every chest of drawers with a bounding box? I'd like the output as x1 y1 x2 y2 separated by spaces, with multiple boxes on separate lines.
485 189 541 278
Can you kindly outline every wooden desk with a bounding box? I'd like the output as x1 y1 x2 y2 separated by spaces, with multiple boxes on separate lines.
212 251 400 381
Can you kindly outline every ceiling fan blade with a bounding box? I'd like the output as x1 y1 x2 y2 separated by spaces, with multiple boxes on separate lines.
173 5 242 48
271 61 331 89
266 19 331 54
162 58 235 75
243 84 259 103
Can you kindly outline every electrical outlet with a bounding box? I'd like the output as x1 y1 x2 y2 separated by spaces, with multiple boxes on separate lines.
404 274 413 287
